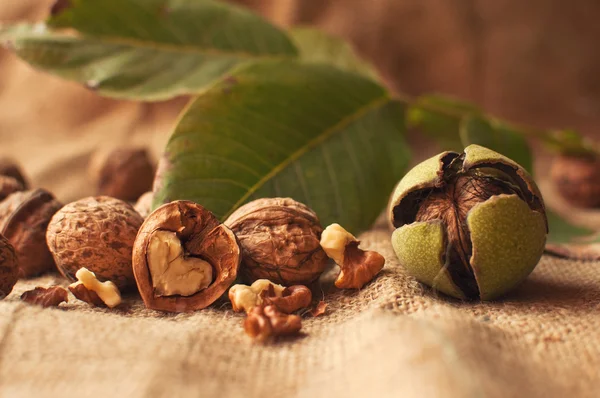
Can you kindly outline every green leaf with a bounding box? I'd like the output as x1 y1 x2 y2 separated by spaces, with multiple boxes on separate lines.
546 210 595 244
459 115 533 173
0 0 297 100
407 94 480 151
153 61 410 233
288 27 380 81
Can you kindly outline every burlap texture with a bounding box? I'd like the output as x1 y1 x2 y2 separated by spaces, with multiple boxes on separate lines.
1 1 600 397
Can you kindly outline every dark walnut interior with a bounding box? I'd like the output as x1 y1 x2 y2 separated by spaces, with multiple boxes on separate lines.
394 154 536 298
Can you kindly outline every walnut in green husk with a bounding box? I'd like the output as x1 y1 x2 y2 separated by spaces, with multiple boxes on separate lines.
388 145 548 300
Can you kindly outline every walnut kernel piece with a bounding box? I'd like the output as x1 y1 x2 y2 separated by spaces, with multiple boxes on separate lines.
147 230 213 296
261 284 312 314
69 267 121 308
68 282 104 307
320 223 385 289
229 279 285 313
244 304 302 342
224 197 328 285
21 286 68 307
133 201 241 312
47 196 143 290
0 234 18 298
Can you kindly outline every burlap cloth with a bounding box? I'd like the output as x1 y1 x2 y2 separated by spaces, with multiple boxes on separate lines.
1 1 599 397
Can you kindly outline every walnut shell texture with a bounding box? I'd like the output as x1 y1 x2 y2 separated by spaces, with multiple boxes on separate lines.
0 233 18 298
225 198 328 286
133 201 241 312
46 196 143 290
0 189 62 278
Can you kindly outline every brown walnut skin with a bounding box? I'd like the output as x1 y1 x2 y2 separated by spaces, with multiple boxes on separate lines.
89 148 155 202
0 158 28 189
133 201 241 313
46 196 143 290
261 284 312 313
224 198 328 286
0 189 62 278
550 154 600 208
0 234 18 298
244 304 302 341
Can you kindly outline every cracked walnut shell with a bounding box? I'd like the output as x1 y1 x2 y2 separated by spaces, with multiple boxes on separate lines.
133 201 241 312
0 189 62 278
225 198 328 286
46 196 143 290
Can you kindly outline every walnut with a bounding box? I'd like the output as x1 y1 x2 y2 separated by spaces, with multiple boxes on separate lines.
244 304 302 342
550 154 600 208
89 147 155 202
133 201 241 312
320 223 385 289
0 158 28 189
68 267 121 308
229 279 285 313
229 279 311 313
0 189 62 278
260 284 312 314
46 196 143 290
21 286 68 307
0 234 18 299
0 176 24 201
134 191 154 218
224 198 328 286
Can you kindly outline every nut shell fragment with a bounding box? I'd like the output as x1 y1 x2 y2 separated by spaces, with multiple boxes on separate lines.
46 196 143 290
0 189 62 278
225 198 328 286
133 201 241 312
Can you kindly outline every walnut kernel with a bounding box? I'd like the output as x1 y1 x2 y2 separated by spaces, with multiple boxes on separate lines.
21 286 68 307
320 223 385 289
244 304 302 341
69 267 122 308
229 279 286 313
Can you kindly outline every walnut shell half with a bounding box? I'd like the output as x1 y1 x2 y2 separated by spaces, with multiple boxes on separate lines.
46 196 143 290
225 198 328 286
133 201 241 312
0 189 62 278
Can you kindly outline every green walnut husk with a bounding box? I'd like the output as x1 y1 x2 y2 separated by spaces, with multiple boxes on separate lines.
388 144 548 300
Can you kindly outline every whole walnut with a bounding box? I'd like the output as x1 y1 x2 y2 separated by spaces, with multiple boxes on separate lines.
89 147 155 202
225 198 328 286
0 189 62 278
46 196 143 290
550 154 600 208
0 233 18 298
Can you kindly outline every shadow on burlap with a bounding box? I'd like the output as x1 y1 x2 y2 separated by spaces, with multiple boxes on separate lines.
0 1 599 397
